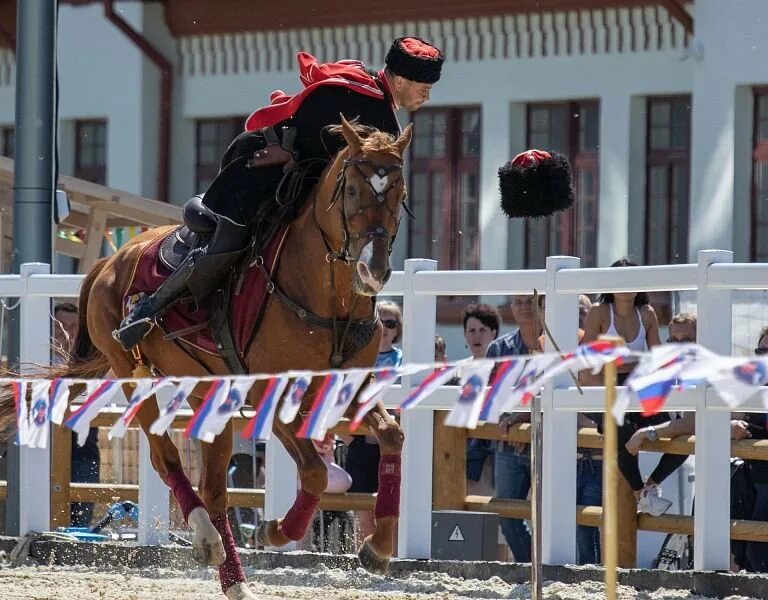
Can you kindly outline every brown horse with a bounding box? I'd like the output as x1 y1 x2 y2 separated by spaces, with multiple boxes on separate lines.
0 117 413 600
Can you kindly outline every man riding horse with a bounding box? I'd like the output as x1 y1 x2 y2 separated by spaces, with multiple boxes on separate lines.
115 37 444 350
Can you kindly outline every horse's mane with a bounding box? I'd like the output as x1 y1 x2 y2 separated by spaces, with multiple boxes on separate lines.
325 122 404 158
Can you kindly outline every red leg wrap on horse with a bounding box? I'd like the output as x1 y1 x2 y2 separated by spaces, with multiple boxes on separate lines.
375 454 402 520
279 489 320 541
212 514 246 592
167 468 205 522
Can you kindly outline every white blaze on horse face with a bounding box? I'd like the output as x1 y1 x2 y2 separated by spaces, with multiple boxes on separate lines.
369 173 388 196
355 240 384 295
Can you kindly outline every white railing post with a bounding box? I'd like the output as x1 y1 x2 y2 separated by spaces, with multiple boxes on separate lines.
398 258 437 558
18 263 51 534
694 249 732 570
542 256 579 565
138 386 170 545
265 434 297 550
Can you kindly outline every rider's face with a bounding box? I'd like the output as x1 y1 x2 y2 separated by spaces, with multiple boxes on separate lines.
393 77 433 111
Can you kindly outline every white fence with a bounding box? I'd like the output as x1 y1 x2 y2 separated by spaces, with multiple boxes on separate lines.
4 249 764 570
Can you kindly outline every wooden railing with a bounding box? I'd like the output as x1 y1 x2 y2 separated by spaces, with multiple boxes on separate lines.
4 407 766 568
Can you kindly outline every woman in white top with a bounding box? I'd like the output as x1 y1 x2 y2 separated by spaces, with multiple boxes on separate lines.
580 258 682 517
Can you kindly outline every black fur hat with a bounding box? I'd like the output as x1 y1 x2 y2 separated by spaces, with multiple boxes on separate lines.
385 37 444 84
498 150 575 219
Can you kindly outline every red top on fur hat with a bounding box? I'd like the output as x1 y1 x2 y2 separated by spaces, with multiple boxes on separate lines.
511 149 552 169
400 37 442 58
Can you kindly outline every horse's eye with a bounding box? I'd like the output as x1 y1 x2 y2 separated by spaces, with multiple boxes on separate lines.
346 185 357 197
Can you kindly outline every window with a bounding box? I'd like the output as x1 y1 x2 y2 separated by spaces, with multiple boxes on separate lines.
752 89 768 262
195 117 244 193
1 127 13 158
645 96 691 264
74 120 107 185
524 101 600 268
408 107 481 269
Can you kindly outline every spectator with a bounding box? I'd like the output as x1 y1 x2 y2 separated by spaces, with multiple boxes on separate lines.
344 300 402 546
666 313 697 343
435 335 447 362
487 294 545 562
462 303 501 360
54 303 101 527
462 303 501 497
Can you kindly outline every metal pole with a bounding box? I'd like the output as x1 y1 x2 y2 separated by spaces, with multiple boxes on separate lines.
5 0 57 535
529 392 543 600
602 344 621 600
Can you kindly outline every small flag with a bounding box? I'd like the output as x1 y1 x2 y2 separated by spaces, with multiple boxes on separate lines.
65 380 122 446
297 373 344 441
26 380 52 449
316 370 370 433
49 378 73 425
350 368 400 430
479 359 525 424
241 376 289 441
278 372 312 424
540 340 630 382
13 380 29 446
446 360 494 429
628 362 682 416
503 354 558 410
688 358 768 409
184 379 232 442
150 378 198 435
109 378 172 440
399 365 459 411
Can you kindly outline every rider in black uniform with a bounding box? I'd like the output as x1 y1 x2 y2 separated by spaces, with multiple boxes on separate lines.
114 37 444 350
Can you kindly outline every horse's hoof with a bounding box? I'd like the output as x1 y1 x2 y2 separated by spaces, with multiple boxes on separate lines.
357 537 390 575
225 582 257 600
192 540 226 566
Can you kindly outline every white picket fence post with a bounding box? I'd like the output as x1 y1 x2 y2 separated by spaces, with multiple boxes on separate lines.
398 258 437 559
264 433 298 550
18 263 51 534
694 249 733 570
138 422 170 545
542 256 580 564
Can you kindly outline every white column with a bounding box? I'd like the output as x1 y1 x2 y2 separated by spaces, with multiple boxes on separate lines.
398 258 437 559
264 434 297 550
693 249 732 570
479 98 510 273
541 256 579 564
138 429 169 545
597 93 632 266
18 263 51 535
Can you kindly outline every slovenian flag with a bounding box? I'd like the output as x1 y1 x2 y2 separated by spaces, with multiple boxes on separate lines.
479 359 525 424
278 372 313 424
13 380 28 446
49 378 74 425
627 362 681 416
446 360 494 429
350 367 401 431
540 340 629 382
26 380 52 449
150 378 198 435
65 380 122 446
398 364 459 411
241 376 289 441
504 354 559 409
315 370 370 434
109 378 173 440
296 373 344 441
184 379 231 442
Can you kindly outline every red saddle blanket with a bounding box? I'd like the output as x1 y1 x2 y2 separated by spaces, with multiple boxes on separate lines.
126 226 290 355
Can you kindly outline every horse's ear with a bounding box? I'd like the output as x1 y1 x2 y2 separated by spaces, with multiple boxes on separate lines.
394 123 413 156
339 114 362 153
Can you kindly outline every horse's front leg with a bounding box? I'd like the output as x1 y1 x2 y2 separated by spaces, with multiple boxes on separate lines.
199 420 256 600
256 418 327 548
356 402 404 574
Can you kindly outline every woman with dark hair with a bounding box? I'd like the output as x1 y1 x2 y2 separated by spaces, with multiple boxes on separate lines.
581 258 681 517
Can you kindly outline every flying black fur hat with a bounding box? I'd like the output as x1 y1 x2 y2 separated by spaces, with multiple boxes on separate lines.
498 150 575 219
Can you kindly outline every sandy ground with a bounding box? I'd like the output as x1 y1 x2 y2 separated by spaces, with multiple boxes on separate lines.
0 564 758 600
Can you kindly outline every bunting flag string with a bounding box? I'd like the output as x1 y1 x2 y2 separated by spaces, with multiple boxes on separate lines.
11 342 768 448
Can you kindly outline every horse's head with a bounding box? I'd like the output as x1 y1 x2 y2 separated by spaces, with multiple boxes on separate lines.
318 115 413 296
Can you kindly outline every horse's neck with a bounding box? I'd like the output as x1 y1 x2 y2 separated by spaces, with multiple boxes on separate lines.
277 198 370 321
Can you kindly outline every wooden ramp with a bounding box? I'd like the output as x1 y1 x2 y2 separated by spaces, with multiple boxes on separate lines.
0 156 182 272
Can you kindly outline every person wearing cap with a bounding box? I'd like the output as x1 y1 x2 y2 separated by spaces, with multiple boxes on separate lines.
116 37 444 349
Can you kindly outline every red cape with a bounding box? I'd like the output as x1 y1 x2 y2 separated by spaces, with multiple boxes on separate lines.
244 52 388 132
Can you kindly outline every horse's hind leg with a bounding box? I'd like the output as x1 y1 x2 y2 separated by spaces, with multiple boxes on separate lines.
256 419 327 548
198 421 256 600
356 402 404 575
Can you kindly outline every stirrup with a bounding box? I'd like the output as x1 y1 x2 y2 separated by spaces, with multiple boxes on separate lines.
112 317 156 350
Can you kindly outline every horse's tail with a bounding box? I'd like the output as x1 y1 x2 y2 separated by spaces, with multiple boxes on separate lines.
0 257 112 441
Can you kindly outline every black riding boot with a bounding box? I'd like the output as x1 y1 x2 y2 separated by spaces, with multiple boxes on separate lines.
113 217 250 350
